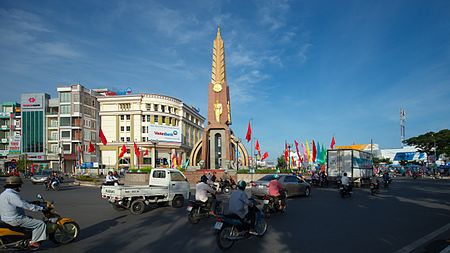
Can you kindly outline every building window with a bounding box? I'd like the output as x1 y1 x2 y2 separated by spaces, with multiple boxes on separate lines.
146 115 150 122
126 115 130 120
142 126 146 133
142 137 146 142
60 117 71 126
120 126 125 131
154 104 158 111
60 92 71 103
161 105 165 113
120 115 124 121
60 105 71 114
126 137 130 142
142 115 146 122
63 144 71 152
146 104 151 111
120 137 125 142
126 126 130 132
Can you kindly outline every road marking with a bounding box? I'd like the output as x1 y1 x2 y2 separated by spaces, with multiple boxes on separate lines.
440 245 450 253
394 222 450 253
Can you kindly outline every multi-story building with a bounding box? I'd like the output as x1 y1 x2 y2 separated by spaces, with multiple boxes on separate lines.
21 93 51 171
0 102 21 172
46 98 60 170
56 84 101 173
97 93 204 170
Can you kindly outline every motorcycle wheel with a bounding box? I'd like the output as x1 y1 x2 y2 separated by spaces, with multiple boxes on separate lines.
217 226 235 250
263 205 271 219
255 218 268 237
223 186 232 195
130 200 146 215
50 221 80 245
188 208 200 224
53 184 60 191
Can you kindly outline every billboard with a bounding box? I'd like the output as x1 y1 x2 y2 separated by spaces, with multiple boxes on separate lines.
21 94 44 110
9 135 21 154
148 125 181 143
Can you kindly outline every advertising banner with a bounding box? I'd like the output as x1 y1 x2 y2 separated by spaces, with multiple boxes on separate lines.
148 125 181 143
21 94 44 110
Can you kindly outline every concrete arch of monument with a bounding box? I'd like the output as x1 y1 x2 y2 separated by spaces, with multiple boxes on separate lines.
188 138 248 167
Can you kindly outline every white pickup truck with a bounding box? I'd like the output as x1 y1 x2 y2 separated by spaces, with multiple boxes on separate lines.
101 168 190 214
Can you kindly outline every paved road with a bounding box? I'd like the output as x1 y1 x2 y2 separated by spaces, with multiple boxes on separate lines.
3 176 449 253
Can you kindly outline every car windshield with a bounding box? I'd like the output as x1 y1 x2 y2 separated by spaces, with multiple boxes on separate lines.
258 175 276 181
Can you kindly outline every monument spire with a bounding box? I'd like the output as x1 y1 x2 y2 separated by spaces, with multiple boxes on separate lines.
211 25 226 84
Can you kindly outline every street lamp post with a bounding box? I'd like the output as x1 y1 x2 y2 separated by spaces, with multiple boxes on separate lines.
288 144 291 171
150 139 159 168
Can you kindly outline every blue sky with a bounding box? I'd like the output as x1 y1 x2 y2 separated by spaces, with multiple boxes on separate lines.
1 0 449 160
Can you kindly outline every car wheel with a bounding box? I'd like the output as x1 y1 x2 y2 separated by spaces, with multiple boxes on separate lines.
171 195 184 208
304 187 311 197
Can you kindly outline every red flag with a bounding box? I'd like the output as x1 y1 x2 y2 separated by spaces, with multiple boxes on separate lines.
261 152 269 161
118 144 127 158
312 140 317 162
294 140 302 163
245 122 252 142
99 128 108 145
284 142 289 162
255 140 261 156
88 142 95 153
144 149 148 156
134 142 141 157
330 136 336 149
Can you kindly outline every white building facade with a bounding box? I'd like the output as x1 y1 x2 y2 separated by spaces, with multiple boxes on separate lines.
97 94 204 170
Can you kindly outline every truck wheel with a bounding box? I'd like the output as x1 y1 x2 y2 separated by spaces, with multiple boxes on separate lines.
171 195 184 208
130 200 146 215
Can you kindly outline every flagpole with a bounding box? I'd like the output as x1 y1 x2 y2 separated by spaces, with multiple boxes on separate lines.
249 118 253 170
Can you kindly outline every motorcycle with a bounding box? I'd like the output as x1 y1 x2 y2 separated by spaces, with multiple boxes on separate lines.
0 194 80 250
262 190 286 218
339 184 352 198
45 178 61 191
370 183 379 195
383 179 391 188
214 199 267 250
187 194 223 224
216 179 235 195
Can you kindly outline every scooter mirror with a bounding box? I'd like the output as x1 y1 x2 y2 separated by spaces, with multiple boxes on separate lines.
36 194 42 199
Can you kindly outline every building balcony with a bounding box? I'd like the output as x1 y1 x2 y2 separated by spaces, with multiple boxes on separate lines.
0 112 10 118
0 125 10 130
1 138 8 144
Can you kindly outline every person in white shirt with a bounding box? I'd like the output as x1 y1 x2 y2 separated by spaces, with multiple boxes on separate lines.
0 176 47 250
105 171 119 185
340 172 352 192
228 180 256 234
195 176 216 213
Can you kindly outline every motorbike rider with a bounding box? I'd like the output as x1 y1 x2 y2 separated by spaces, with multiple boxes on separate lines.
382 171 390 183
195 176 216 214
370 174 379 189
0 176 47 250
341 172 352 192
47 171 59 189
228 180 257 235
268 174 284 209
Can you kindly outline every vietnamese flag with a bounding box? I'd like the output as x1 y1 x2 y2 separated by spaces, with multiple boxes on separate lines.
294 140 302 163
144 149 149 156
255 140 261 156
245 122 252 142
134 142 141 157
88 142 95 153
312 139 317 162
99 128 108 145
118 144 127 158
330 136 336 149
261 152 269 161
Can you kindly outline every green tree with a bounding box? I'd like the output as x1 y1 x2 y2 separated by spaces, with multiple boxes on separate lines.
373 157 392 165
403 129 450 159
276 155 287 169
16 155 32 172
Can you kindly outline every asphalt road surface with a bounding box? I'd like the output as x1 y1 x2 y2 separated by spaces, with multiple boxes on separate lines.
2 176 449 253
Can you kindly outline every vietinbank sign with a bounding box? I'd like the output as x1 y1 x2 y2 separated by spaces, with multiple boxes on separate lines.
148 125 181 143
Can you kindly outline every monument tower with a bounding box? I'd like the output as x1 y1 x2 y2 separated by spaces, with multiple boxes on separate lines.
189 26 249 169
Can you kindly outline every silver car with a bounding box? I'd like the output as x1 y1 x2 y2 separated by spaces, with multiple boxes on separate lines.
250 174 311 198
30 170 52 184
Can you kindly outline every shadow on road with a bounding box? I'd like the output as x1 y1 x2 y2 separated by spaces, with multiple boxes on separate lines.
77 215 128 242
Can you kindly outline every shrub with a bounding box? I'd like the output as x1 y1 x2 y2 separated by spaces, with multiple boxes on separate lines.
75 175 98 182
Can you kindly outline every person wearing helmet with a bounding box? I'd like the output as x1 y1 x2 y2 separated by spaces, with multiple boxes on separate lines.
0 176 47 250
195 175 216 214
268 174 284 209
104 171 119 186
228 180 257 235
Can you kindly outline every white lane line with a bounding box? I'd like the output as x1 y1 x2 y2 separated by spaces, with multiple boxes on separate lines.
440 245 450 253
394 223 450 253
